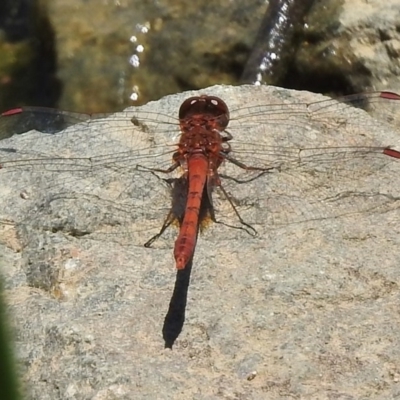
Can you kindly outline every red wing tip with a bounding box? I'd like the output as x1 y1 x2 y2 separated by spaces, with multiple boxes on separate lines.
379 91 400 100
384 148 400 158
1 108 24 116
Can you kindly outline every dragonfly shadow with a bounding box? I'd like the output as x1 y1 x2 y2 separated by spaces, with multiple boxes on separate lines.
150 169 259 347
162 256 193 349
156 175 208 348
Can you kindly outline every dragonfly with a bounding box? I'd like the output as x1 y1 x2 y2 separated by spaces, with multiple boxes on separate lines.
1 86 400 270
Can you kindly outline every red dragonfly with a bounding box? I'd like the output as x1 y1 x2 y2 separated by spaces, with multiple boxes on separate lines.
1 87 400 269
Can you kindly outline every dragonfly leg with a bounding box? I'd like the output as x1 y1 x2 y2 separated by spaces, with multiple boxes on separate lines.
208 172 257 236
223 154 272 171
144 210 176 248
136 162 181 174
219 167 275 184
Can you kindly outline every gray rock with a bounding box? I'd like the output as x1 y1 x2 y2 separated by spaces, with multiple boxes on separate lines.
1 85 400 399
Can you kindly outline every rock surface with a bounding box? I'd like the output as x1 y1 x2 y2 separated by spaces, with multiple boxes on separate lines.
1 85 400 399
290 0 400 93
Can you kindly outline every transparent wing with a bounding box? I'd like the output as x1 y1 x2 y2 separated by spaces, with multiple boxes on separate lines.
0 89 399 245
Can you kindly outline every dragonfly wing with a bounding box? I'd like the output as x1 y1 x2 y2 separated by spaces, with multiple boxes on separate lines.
0 109 184 251
217 91 400 230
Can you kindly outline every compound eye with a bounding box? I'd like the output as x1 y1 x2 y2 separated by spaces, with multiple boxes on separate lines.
179 95 230 129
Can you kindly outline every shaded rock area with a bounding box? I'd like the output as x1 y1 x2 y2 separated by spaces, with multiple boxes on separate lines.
288 0 400 95
1 0 400 112
0 85 400 399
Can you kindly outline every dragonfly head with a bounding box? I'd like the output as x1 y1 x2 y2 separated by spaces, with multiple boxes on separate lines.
179 95 230 131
